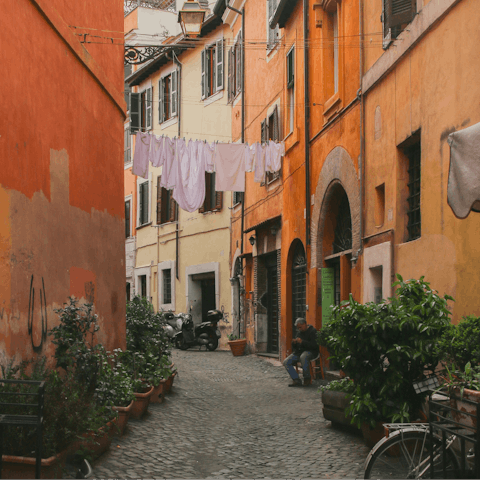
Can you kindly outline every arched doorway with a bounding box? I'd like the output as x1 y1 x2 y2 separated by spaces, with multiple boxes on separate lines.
291 241 307 337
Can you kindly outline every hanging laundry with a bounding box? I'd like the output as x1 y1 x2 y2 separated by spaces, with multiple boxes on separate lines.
214 143 246 192
203 141 216 173
160 136 178 189
132 132 151 179
265 140 285 173
149 134 164 167
245 143 255 172
173 140 206 212
254 143 267 183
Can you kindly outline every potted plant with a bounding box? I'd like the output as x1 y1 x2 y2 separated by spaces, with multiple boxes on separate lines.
318 275 453 447
319 378 357 429
437 315 480 429
141 352 171 404
227 333 247 357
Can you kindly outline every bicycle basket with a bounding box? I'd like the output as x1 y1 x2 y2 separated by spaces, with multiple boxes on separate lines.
413 374 440 394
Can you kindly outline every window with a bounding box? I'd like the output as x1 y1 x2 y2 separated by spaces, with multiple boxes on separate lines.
286 47 294 133
158 70 178 124
163 269 172 305
201 39 224 100
125 199 131 238
139 275 147 298
228 32 242 103
375 183 385 227
130 86 153 133
124 64 132 112
139 181 149 226
405 141 421 241
233 191 243 205
261 105 281 184
200 173 223 213
382 0 416 46
267 0 280 50
124 126 131 164
156 176 177 224
126 283 131 302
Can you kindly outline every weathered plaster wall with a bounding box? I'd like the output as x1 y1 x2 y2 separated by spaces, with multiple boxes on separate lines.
0 0 126 363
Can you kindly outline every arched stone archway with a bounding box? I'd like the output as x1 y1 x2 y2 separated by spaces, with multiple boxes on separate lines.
310 146 360 269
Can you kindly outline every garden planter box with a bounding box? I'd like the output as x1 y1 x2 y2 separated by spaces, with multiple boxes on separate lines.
361 422 386 448
228 339 247 356
112 400 133 435
68 419 116 460
130 386 154 419
450 387 480 430
321 390 356 428
1 450 67 479
150 379 167 404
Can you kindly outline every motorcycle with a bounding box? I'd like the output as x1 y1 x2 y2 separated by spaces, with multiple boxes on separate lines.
173 309 223 351
164 311 185 342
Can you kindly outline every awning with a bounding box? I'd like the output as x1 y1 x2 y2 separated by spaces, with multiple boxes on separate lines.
447 121 480 218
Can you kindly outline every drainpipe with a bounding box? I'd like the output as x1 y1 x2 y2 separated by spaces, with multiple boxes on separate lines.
304 0 311 246
173 51 181 279
357 0 365 263
240 7 245 338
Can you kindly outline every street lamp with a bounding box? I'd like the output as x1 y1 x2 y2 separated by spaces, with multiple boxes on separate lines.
178 0 206 38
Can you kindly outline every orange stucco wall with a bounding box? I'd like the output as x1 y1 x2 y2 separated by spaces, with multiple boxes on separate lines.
363 0 480 323
0 0 126 363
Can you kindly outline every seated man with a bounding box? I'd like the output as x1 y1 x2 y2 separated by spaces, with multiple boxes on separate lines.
283 318 319 387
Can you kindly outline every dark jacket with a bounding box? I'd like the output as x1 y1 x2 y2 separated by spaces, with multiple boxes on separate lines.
294 325 319 354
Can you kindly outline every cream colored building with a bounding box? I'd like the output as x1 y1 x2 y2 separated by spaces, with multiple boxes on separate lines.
125 0 235 348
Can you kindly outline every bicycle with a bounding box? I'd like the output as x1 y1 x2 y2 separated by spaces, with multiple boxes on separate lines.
363 376 478 479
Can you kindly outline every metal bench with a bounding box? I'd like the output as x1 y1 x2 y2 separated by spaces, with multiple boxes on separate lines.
0 379 45 479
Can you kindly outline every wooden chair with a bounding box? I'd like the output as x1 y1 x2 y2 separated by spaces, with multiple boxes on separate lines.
295 354 323 380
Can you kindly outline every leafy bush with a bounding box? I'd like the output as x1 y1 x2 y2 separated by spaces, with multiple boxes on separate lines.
319 378 355 394
437 315 480 371
318 275 453 427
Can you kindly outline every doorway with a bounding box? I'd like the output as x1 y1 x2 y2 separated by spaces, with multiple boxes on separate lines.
201 277 216 321
265 254 279 353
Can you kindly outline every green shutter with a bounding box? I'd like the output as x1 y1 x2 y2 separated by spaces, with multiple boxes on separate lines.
321 268 335 325
130 92 141 133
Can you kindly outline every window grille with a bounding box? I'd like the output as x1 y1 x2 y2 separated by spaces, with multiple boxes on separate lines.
406 142 421 241
163 269 172 304
291 243 306 337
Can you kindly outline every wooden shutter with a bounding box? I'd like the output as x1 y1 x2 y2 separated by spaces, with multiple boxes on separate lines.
273 105 279 141
146 87 153 130
287 48 294 88
199 172 209 213
130 92 141 133
215 191 223 211
201 49 206 99
268 0 274 47
156 176 162 225
171 70 178 117
227 48 233 103
216 38 224 92
139 182 149 225
125 200 130 237
158 78 164 124
169 191 177 222
386 0 416 31
261 119 267 145
236 32 242 94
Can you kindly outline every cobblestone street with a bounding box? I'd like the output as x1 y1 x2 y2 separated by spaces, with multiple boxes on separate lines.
93 349 369 479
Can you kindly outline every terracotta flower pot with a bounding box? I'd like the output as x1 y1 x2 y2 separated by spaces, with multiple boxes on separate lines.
150 379 167 404
1 449 68 479
112 400 133 435
130 385 154 419
68 420 116 461
228 339 247 356
165 371 177 393
450 387 480 430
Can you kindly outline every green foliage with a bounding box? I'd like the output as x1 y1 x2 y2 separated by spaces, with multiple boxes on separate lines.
442 361 480 397
319 378 355 394
437 315 480 371
317 275 453 427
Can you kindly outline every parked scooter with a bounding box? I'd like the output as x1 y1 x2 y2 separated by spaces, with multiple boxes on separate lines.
173 309 224 351
164 312 184 342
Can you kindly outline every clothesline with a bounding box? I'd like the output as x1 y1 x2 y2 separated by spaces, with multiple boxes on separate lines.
132 132 285 213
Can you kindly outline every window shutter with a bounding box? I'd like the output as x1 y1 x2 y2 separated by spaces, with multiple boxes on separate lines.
146 87 153 130
201 49 206 100
261 119 267 145
158 79 164 124
199 172 209 213
287 48 294 88
125 200 130 237
215 191 223 211
130 92 141 133
156 176 162 225
386 0 416 30
171 70 178 117
227 48 233 103
216 38 224 92
268 0 275 47
169 191 177 222
236 33 242 94
273 105 279 141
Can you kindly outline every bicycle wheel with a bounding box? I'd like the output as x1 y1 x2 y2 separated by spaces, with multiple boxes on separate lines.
364 430 459 479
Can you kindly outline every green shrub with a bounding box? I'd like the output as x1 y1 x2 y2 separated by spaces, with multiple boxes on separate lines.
319 378 355 394
318 275 453 427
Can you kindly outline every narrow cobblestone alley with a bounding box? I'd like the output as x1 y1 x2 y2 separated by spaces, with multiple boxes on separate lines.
92 350 369 479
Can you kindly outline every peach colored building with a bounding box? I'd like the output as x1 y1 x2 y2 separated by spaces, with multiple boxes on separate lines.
0 0 127 363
